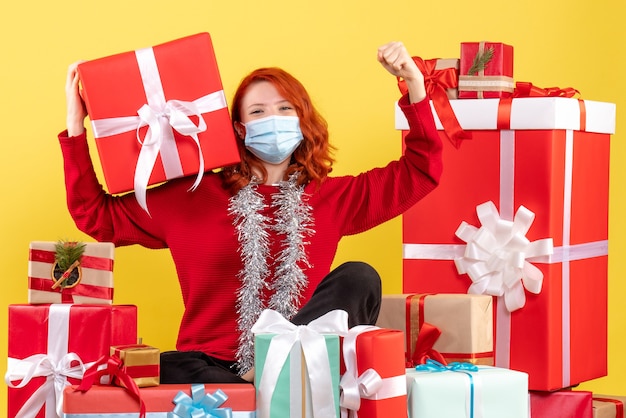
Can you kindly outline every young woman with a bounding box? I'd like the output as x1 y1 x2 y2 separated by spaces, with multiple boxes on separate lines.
60 41 442 383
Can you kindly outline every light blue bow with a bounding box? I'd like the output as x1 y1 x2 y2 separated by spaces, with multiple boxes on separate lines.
168 385 233 418
415 359 479 418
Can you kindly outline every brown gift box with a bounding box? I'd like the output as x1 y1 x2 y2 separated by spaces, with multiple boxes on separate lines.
375 293 493 366
593 395 626 418
434 58 459 100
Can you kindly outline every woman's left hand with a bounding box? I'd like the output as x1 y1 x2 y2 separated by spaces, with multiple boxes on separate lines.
377 41 426 103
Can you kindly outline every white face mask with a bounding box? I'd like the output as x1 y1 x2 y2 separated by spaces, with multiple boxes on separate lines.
243 115 304 164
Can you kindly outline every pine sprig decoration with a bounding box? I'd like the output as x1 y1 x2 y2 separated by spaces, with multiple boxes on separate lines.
54 240 86 271
468 46 495 75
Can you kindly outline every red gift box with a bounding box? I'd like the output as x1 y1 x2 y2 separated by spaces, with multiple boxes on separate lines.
28 241 115 304
530 390 593 418
396 97 615 391
6 304 138 418
110 344 160 388
63 383 256 417
340 326 407 418
458 41 514 99
77 32 240 210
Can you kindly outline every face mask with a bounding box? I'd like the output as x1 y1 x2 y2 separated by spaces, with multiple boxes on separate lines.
243 115 304 164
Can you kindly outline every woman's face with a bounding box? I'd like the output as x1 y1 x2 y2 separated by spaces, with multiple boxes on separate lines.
239 81 297 124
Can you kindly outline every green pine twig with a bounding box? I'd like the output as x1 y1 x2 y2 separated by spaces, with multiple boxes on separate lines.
468 46 495 75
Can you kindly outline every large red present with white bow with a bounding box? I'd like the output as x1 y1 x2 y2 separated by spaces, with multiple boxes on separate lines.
395 95 615 391
5 304 137 418
77 32 239 212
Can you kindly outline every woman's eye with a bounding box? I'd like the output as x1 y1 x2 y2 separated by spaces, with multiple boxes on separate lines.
249 109 263 115
280 105 293 111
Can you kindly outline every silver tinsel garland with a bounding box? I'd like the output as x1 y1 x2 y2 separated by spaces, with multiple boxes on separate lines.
229 173 314 375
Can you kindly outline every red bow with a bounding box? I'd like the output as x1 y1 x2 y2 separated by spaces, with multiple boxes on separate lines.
76 355 147 418
513 81 580 98
409 322 448 367
497 81 585 131
398 57 471 148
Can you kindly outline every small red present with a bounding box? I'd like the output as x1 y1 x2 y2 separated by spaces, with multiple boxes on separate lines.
6 304 137 418
458 41 514 98
530 390 593 418
340 326 407 418
78 32 240 212
396 96 615 391
63 383 256 417
28 241 114 304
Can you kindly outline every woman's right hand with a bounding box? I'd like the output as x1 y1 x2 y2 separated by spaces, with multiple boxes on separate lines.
65 61 88 137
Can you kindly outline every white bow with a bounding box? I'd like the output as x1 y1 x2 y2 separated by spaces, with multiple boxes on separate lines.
251 309 349 418
454 201 554 311
6 352 88 418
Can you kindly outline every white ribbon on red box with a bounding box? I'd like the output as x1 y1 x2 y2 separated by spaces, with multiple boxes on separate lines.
5 304 94 418
90 46 228 214
339 325 406 418
402 129 609 388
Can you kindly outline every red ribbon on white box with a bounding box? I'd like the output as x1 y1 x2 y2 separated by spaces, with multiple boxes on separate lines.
90 46 228 214
339 325 407 418
5 304 94 418
402 127 609 388
251 309 349 418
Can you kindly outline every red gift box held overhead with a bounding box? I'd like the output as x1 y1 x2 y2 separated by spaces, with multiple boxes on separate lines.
78 32 240 212
395 94 615 391
5 304 137 418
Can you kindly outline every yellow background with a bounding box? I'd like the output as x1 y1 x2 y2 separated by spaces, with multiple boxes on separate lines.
1 0 624 412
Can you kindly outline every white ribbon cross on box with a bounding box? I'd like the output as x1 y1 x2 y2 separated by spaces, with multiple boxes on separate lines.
5 304 93 418
90 47 228 214
339 325 407 418
251 309 349 418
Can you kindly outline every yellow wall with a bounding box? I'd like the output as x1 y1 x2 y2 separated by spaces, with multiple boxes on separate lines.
1 0 624 411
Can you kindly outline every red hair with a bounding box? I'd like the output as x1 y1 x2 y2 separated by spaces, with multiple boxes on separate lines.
221 67 335 193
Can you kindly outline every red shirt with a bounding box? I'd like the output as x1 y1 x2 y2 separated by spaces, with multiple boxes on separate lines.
58 95 442 361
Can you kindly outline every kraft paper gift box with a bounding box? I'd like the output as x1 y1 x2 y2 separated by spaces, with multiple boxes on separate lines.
111 344 160 388
77 32 240 211
5 304 137 418
406 362 529 418
63 383 256 417
340 326 407 418
593 395 626 418
252 309 347 418
458 41 514 98
396 96 615 391
28 241 115 304
529 390 592 418
375 294 493 366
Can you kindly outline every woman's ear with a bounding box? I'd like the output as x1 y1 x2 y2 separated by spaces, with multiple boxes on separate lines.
233 121 246 140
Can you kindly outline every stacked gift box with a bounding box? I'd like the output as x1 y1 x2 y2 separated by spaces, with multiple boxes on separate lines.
4 32 260 418
390 40 619 417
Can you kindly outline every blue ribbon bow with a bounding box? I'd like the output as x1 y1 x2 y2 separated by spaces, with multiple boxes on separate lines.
168 384 233 418
415 359 479 418
415 359 479 373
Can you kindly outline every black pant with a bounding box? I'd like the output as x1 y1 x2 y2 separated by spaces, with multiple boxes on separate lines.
160 261 382 384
